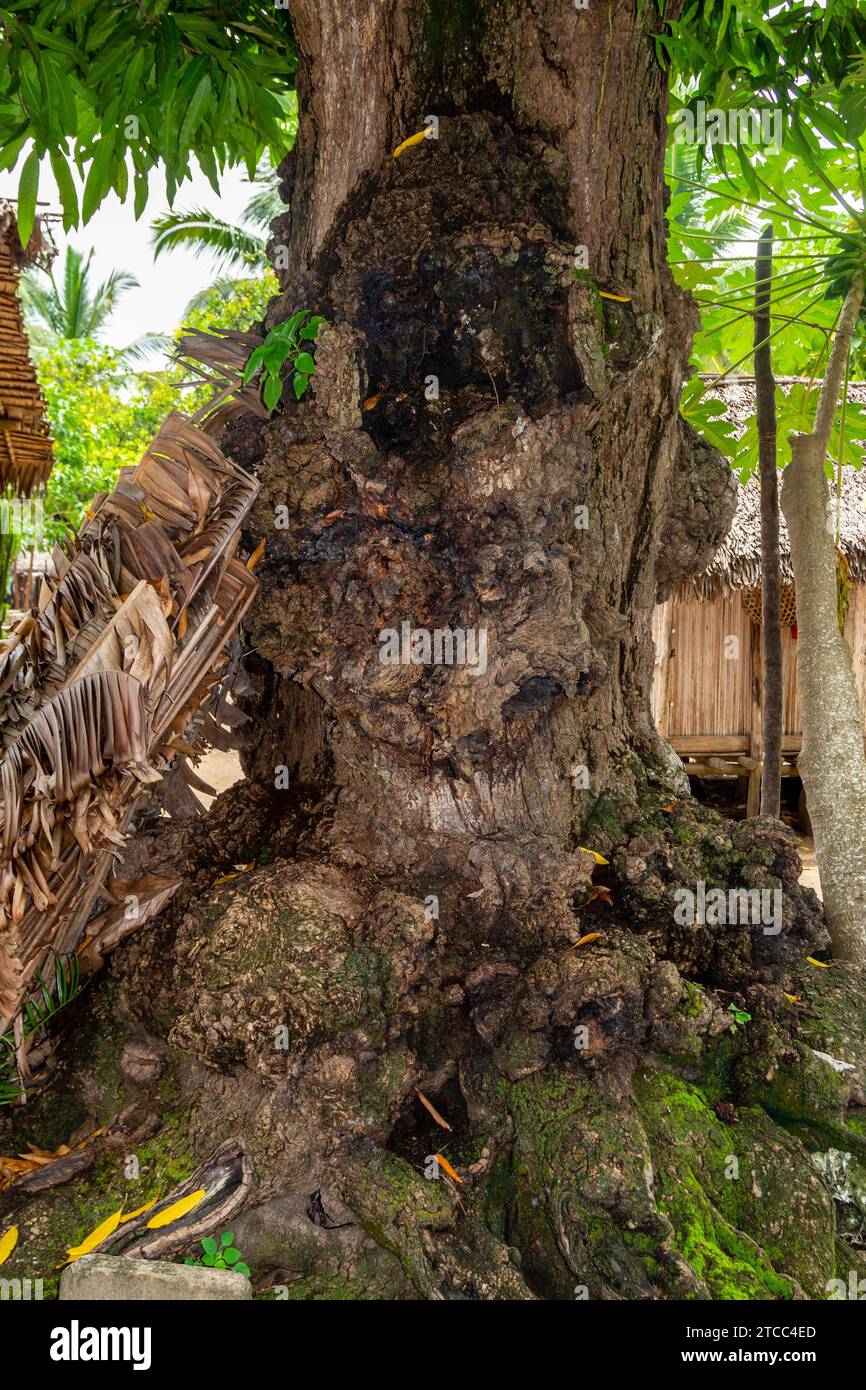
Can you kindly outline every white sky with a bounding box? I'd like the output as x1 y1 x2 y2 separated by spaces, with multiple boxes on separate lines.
0 158 256 362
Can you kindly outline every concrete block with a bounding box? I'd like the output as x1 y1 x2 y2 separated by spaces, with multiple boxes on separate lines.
59 1254 252 1301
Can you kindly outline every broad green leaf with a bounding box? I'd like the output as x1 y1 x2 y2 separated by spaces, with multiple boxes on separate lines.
299 316 326 340
263 372 283 410
82 132 115 224
16 146 40 249
242 345 266 384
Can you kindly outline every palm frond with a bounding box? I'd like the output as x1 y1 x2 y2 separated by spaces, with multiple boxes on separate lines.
19 247 138 341
0 331 265 1091
0 954 83 1103
19 271 63 334
150 209 267 271
120 331 173 363
242 182 284 232
181 276 260 318
85 268 140 336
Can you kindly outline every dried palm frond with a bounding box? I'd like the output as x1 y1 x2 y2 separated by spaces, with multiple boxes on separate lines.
0 328 264 1089
176 327 270 434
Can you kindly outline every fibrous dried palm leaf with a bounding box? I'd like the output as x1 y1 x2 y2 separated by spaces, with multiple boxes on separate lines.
176 328 269 435
0 329 263 1084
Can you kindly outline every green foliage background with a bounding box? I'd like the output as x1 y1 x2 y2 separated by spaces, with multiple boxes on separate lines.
34 273 276 547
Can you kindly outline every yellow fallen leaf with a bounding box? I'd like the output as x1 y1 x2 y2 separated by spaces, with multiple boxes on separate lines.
806 956 831 968
247 537 266 571
213 872 240 886
599 291 631 302
571 932 602 950
119 1199 158 1224
393 129 433 158
434 1154 463 1185
146 1189 206 1229
62 1209 123 1265
783 993 801 1004
578 847 609 865
415 1087 452 1131
0 1226 18 1265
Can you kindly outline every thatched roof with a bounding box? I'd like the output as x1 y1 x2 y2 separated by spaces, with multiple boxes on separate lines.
0 200 55 497
682 376 866 600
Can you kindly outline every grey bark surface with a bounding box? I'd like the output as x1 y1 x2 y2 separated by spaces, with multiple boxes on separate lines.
781 273 866 963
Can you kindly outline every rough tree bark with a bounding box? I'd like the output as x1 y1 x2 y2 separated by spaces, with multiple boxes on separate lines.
755 225 782 820
780 272 866 965
251 0 708 920
3 1 861 1303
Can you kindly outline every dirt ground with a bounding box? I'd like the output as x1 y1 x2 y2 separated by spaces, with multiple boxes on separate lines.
195 748 243 807
797 835 822 899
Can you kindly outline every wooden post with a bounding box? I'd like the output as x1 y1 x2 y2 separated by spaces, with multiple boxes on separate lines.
747 621 763 816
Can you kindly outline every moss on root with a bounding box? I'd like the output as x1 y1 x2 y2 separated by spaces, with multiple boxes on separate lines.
635 1069 835 1298
338 1146 456 1296
0 1106 198 1299
485 1059 840 1300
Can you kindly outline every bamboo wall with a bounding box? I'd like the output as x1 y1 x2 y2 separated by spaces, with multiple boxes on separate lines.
0 231 53 496
651 586 866 740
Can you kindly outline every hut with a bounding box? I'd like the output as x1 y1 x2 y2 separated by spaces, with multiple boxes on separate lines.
652 377 866 817
0 199 54 498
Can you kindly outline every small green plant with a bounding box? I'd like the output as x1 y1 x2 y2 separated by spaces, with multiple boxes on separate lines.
242 311 326 410
726 1003 752 1034
184 1229 250 1277
1 954 84 1105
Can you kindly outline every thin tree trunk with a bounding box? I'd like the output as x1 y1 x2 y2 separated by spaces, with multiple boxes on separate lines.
780 271 866 963
755 225 782 818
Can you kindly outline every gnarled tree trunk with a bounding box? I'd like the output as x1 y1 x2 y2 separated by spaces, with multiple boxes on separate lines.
2 1 850 1304
250 0 707 920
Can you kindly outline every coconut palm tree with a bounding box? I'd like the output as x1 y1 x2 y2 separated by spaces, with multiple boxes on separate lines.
149 160 282 277
21 246 167 361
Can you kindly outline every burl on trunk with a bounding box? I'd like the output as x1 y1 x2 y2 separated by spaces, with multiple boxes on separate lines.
248 0 717 925
3 1 852 1303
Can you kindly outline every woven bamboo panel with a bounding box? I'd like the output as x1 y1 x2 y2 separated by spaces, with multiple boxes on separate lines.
653 594 804 740
739 583 797 628
0 205 53 496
